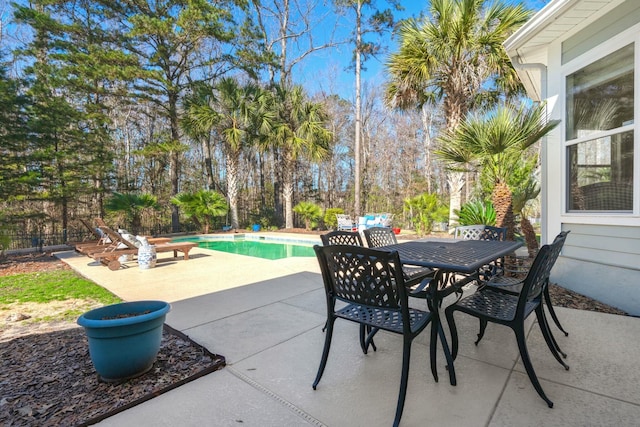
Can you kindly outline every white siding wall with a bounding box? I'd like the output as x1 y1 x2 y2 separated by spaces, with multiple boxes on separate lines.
553 222 640 315
544 2 640 315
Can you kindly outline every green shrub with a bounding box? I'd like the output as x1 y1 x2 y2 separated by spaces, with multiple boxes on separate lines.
456 200 496 226
0 213 10 255
294 201 322 230
323 208 344 230
403 193 449 236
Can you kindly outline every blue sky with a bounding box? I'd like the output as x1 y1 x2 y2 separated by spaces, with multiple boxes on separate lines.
295 0 549 99
1 0 549 99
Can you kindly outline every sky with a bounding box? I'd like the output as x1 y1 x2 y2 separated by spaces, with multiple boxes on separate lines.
294 0 550 100
1 0 550 99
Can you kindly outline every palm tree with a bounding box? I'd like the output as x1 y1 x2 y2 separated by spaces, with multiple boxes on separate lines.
104 192 160 234
171 190 228 234
181 82 223 194
184 78 273 230
271 84 331 229
293 201 322 231
436 103 558 241
385 0 531 223
511 172 541 257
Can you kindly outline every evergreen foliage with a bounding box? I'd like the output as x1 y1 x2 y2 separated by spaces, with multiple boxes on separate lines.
293 201 322 230
171 190 228 233
455 200 496 226
104 192 160 234
323 208 345 230
1 1 549 245
403 193 449 236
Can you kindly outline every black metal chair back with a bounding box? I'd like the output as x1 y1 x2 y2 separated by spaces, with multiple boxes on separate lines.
482 230 571 346
313 244 435 427
320 230 363 246
480 226 507 241
362 226 397 247
362 226 434 286
523 231 568 300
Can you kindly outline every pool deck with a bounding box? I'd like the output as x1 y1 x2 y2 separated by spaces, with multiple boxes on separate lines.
55 232 640 427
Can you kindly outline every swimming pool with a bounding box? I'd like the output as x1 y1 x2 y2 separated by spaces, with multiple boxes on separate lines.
172 235 316 260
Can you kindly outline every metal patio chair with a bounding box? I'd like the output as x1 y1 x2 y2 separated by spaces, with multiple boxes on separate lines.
479 225 507 241
335 214 357 232
362 227 434 288
482 231 571 341
478 225 508 279
320 230 363 247
445 238 570 408
453 224 486 240
313 244 446 427
320 230 369 348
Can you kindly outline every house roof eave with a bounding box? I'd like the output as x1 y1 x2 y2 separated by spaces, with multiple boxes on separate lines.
505 0 626 101
504 0 579 54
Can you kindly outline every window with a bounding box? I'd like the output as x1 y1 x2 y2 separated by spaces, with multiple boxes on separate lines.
566 44 634 212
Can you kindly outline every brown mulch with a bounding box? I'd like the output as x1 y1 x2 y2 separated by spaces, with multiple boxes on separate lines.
0 245 628 426
0 253 225 426
547 283 628 315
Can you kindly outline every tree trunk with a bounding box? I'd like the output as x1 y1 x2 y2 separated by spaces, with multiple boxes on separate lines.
258 152 266 208
169 93 180 233
353 0 362 218
492 180 516 241
421 106 433 194
273 149 283 226
203 133 215 191
444 94 466 226
283 153 295 229
227 150 240 230
447 171 464 229
520 215 539 257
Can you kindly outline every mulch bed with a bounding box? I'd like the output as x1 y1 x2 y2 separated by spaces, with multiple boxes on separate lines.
0 324 225 426
0 253 225 426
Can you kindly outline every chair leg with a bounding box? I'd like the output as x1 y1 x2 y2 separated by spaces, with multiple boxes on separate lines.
475 319 488 345
540 307 567 358
393 337 412 427
513 326 554 408
536 307 569 370
544 285 569 336
313 317 335 389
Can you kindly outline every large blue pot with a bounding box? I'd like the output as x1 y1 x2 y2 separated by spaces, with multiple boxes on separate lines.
77 300 170 382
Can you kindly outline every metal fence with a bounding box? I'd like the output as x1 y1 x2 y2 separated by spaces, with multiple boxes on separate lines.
3 223 200 252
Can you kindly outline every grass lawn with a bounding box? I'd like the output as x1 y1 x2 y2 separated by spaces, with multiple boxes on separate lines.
0 270 121 322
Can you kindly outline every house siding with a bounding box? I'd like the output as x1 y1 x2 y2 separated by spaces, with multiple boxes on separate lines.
506 0 640 315
561 0 640 64
553 223 640 315
560 223 640 270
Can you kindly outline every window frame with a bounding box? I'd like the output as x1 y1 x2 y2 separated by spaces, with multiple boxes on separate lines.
561 25 640 218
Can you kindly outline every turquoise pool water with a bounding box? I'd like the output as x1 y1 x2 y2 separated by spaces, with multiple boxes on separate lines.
174 237 315 260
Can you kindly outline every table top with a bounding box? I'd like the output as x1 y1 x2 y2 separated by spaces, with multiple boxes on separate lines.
379 239 523 273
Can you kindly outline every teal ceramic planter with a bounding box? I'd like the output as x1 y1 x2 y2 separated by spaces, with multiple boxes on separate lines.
77 300 170 382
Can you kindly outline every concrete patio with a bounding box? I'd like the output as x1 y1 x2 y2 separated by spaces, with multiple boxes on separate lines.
56 236 640 426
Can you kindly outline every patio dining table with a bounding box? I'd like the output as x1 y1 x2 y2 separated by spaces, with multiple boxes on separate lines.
378 238 523 274
377 238 523 385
